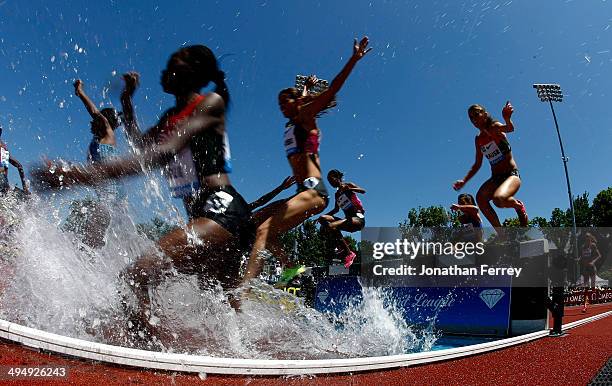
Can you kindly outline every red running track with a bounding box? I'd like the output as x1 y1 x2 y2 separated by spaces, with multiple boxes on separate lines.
0 303 610 385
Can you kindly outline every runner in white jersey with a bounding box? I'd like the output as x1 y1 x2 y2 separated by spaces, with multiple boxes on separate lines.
0 125 28 196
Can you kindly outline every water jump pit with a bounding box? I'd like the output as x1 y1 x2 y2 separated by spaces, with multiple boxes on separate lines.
1 198 610 378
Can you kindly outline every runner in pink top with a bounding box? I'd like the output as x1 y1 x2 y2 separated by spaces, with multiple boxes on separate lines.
318 169 366 268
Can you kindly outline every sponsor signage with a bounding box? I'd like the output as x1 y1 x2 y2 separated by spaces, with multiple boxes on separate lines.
565 288 612 306
315 275 512 337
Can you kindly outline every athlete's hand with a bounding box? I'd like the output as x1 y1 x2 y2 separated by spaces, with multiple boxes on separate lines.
73 79 84 96
279 175 296 190
122 72 140 96
453 180 465 191
502 101 514 121
305 75 318 88
352 36 372 60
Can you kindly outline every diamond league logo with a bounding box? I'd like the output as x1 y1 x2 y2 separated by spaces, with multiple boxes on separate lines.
479 289 505 309
317 290 329 304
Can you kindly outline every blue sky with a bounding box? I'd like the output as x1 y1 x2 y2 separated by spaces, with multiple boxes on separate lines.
1 0 611 226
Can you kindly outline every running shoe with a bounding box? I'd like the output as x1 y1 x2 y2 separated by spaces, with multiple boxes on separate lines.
344 251 356 268
516 200 529 226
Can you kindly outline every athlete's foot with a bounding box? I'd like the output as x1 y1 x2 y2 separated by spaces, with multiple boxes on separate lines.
344 251 356 269
515 200 529 226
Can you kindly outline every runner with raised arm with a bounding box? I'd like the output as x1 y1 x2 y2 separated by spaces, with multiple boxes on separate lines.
240 36 372 285
33 45 251 324
453 102 528 229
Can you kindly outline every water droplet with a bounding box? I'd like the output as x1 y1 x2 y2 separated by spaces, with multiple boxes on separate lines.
148 315 160 326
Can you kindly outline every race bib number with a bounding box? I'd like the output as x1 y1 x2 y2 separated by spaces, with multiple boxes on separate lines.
203 191 234 214
337 192 353 210
481 141 504 165
284 126 298 156
164 148 200 198
0 148 9 168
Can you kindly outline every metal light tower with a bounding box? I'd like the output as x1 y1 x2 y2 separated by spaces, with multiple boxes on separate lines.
533 84 578 247
533 83 578 335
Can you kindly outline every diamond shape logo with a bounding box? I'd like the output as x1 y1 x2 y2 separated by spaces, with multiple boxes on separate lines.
317 290 329 304
479 289 505 309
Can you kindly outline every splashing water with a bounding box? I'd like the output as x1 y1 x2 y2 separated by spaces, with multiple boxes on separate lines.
0 188 439 359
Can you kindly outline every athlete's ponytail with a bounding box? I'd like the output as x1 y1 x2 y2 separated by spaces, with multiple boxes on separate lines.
212 69 230 106
179 45 231 106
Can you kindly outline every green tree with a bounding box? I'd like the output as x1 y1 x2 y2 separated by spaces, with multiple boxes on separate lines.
549 192 593 227
402 205 456 228
502 216 549 228
592 187 612 227
502 217 520 227
278 220 328 267
530 216 549 228
574 193 593 227
399 206 459 250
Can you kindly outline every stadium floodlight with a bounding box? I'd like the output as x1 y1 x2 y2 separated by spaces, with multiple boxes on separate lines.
295 75 329 95
533 83 577 335
532 84 576 240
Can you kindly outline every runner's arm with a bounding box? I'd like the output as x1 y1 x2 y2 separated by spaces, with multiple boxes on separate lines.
454 138 483 190
74 79 101 119
299 37 371 118
454 204 479 215
346 182 366 194
249 176 295 211
498 101 514 133
31 94 225 190
590 245 602 265
120 72 146 149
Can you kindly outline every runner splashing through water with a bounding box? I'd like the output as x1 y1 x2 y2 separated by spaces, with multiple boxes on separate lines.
453 102 528 229
0 125 28 196
450 193 483 243
70 79 123 248
318 169 366 268
240 36 372 286
451 193 482 229
32 45 251 325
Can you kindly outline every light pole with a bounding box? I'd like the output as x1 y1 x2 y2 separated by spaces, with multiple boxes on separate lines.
533 83 578 335
533 84 578 256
